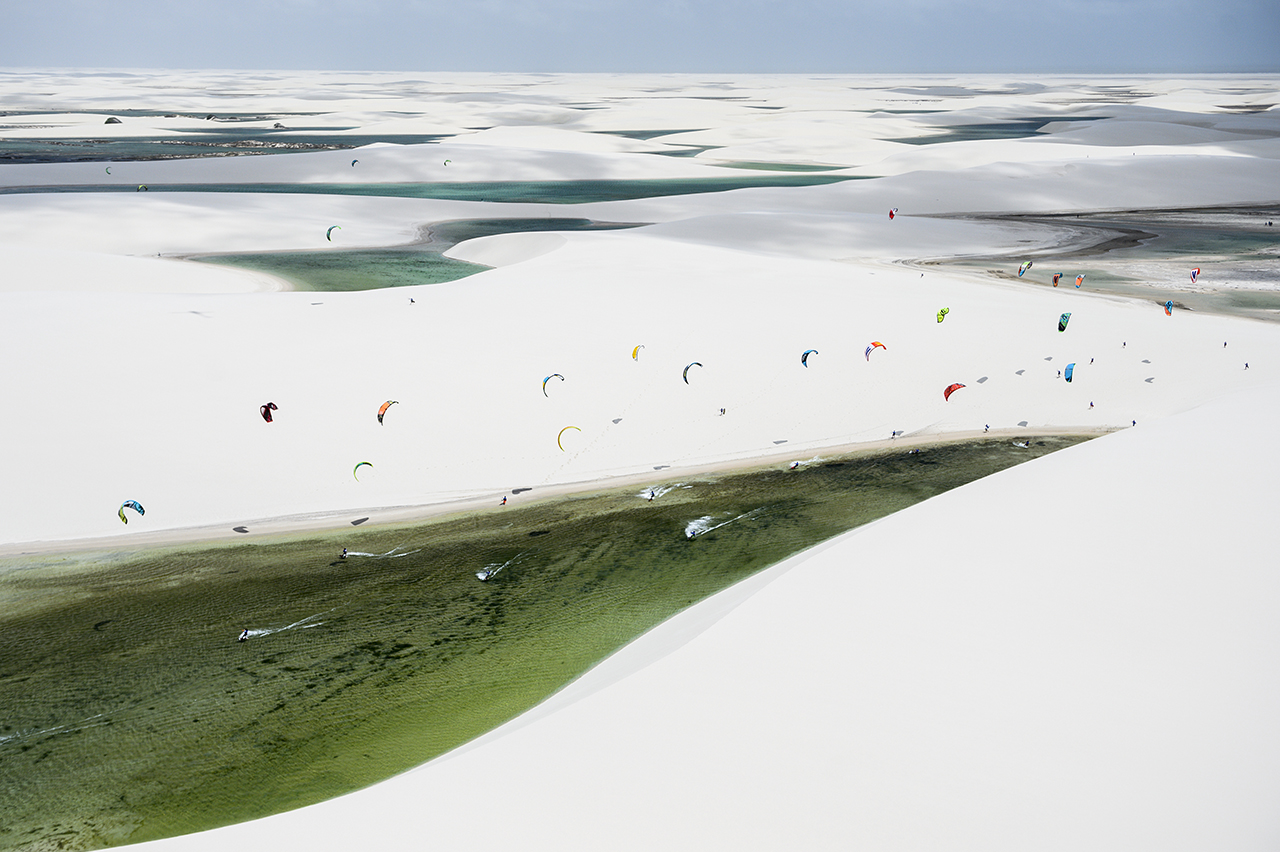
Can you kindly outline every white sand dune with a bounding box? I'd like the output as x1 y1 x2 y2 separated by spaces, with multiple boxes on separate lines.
1 71 1278 849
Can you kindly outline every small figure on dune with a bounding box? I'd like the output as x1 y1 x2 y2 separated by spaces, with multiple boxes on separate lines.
340 548 347 560
500 496 507 506
238 628 248 643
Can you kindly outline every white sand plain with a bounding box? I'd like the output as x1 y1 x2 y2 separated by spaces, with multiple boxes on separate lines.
2 71 1279 849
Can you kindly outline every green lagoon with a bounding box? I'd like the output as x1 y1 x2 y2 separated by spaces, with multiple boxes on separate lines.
0 436 1085 851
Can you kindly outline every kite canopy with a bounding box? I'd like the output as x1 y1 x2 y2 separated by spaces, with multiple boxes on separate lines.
631 344 644 361
683 362 703 384
137 185 147 192
1052 273 1062 286
936 307 950 323
1191 267 1200 283
118 500 145 524
943 382 966 402
351 159 358 167
353 461 372 481
1018 260 1033 277
1075 274 1085 289
1165 300 1174 316
801 349 818 367
260 401 278 423
888 208 898 219
377 400 398 424
557 425 580 451
326 225 341 242
542 374 564 397
1058 312 1072 333
1065 362 1076 383
444 159 451 166
865 341 886 361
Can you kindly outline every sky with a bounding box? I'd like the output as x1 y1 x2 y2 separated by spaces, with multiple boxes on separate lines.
2 0 1278 74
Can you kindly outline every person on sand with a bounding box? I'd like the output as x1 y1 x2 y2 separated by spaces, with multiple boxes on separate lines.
340 548 347 559
1245 363 1249 370
500 496 507 506
984 424 989 433
1089 401 1094 409
238 628 248 643
649 490 656 500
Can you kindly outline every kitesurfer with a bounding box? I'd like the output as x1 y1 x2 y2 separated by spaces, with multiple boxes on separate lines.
984 424 989 433
238 628 248 643
1089 401 1094 409
340 548 347 559
501 496 507 506
648 490 655 501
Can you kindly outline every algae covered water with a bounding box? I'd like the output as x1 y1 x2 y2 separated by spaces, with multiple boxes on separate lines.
0 436 1086 851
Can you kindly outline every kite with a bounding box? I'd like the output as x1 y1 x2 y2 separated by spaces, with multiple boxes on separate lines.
888 208 898 219
1065 362 1076 383
683 362 703 384
557 425 580 451
1165 300 1173 316
260 402 278 423
444 159 452 166
137 185 147 191
937 307 950 323
1018 261 1033 277
542 374 564 397
865 341 886 361
353 461 372 480
1052 273 1062 286
1190 267 1200 283
377 400 398 424
105 166 112 175
326 225 341 241
351 159 358 167
632 344 645 361
118 500 145 524
1058 312 1071 333
943 383 966 402
801 349 819 367
1075 274 1085 289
